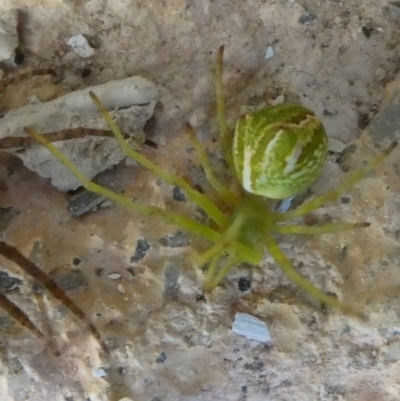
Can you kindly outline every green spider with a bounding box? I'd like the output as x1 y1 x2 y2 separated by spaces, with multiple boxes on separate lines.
27 46 397 317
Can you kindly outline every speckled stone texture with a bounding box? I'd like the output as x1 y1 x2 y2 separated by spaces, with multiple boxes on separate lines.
1 1 400 401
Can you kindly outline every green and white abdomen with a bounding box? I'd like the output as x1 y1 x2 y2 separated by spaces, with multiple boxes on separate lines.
233 104 328 200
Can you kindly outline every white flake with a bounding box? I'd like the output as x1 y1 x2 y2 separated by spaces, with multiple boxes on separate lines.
108 273 121 280
265 46 274 59
92 368 107 378
232 312 272 343
67 34 95 58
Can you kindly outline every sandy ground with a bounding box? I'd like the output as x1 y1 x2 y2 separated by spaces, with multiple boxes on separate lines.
1 1 400 400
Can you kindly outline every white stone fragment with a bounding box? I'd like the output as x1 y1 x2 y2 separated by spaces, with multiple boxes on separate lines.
232 312 271 343
92 368 107 378
265 45 274 59
0 76 158 191
328 137 346 153
0 10 18 61
277 196 294 213
271 95 285 105
108 273 121 280
67 34 95 58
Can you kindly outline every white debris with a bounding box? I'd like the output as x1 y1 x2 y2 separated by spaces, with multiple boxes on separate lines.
67 34 95 58
277 196 294 213
117 283 126 293
0 10 18 61
232 312 271 343
328 137 346 153
271 95 285 105
92 368 107 378
265 45 274 60
0 76 158 191
108 273 121 280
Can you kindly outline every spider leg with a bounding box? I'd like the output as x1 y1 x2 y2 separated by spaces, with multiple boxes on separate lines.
199 207 265 289
26 128 225 242
276 141 397 221
185 123 239 206
203 252 243 293
215 46 235 174
192 241 228 267
89 92 228 228
272 222 370 235
264 232 364 318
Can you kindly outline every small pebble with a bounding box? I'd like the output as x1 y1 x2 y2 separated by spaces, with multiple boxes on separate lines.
159 231 190 247
108 273 121 280
72 257 81 266
238 277 252 292
277 197 294 213
92 368 107 378
361 26 373 39
271 95 284 105
117 284 125 293
298 10 317 26
328 137 346 153
173 186 186 202
156 351 167 363
265 46 274 59
67 34 95 58
130 238 151 263
67 190 106 217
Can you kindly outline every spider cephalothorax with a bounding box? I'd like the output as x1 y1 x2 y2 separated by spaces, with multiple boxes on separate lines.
27 46 396 317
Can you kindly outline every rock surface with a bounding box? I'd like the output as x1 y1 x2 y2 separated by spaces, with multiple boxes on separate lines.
0 1 400 401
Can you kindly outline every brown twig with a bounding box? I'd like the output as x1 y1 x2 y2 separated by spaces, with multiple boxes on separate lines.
0 292 43 339
0 128 158 150
0 242 109 354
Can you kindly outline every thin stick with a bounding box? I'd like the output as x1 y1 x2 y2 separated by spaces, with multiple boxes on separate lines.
0 292 43 339
0 241 109 354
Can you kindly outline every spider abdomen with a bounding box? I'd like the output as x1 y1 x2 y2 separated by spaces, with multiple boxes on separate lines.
233 103 328 200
